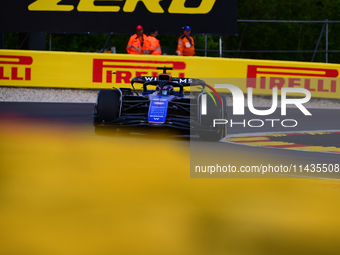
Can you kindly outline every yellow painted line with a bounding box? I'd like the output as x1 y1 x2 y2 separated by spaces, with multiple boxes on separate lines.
239 141 294 146
226 133 340 154
227 136 270 142
289 146 340 153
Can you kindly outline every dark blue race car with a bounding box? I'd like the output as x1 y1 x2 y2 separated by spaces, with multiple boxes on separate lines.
92 67 227 140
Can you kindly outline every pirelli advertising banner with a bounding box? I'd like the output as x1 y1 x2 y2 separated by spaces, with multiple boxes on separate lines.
1 50 340 99
0 0 237 35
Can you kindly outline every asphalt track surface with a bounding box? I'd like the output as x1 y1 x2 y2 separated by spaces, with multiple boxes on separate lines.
1 102 339 179
1 102 340 132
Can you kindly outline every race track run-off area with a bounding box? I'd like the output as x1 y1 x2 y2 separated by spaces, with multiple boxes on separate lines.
226 131 340 154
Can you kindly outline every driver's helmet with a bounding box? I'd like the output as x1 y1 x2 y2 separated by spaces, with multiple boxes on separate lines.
161 85 174 95
156 85 174 95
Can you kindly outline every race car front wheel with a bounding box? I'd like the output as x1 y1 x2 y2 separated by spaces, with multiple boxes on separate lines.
93 90 120 135
96 89 120 122
199 94 227 141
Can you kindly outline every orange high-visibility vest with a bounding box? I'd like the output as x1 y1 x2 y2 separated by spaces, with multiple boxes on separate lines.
176 35 195 56
126 34 148 54
147 36 162 55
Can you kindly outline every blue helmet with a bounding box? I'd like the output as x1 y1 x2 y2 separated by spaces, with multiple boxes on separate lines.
162 85 174 95
183 25 191 31
156 85 174 95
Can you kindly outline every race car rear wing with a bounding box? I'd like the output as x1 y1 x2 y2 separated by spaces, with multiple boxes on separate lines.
130 76 207 87
128 66 209 94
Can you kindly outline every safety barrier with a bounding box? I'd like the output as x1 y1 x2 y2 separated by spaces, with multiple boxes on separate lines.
1 49 340 99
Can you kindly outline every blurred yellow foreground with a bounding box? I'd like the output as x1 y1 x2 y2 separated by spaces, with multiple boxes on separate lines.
1 119 340 255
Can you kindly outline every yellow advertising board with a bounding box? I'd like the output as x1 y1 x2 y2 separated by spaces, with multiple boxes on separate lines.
1 49 340 99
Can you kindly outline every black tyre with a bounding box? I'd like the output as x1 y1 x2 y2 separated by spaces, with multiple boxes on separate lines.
199 94 227 141
96 90 120 123
93 90 120 135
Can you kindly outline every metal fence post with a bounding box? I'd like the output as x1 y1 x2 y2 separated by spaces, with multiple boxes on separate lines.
311 21 326 62
326 19 329 63
101 33 112 53
204 35 207 57
219 36 222 57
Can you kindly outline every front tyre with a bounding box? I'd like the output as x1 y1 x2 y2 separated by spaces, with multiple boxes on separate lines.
199 94 227 141
96 90 120 122
93 90 120 134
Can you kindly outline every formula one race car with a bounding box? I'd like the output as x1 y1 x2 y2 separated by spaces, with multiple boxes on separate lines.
93 67 227 140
